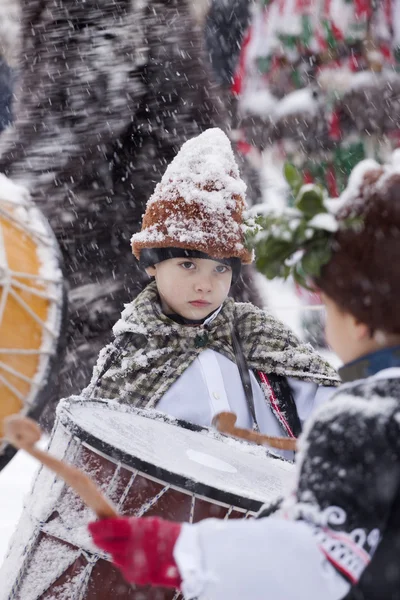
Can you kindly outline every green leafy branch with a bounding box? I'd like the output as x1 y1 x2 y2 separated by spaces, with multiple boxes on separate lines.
249 164 342 289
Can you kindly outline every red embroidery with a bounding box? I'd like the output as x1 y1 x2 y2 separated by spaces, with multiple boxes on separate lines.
258 371 295 438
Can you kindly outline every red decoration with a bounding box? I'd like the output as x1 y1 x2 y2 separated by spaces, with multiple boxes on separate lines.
232 27 253 97
327 165 339 197
329 111 341 141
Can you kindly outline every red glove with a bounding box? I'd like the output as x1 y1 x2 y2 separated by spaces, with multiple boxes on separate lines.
88 516 182 588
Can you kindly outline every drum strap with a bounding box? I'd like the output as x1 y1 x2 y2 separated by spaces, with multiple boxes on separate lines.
231 326 258 430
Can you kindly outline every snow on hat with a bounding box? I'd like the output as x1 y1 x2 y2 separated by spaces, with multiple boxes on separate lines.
316 152 400 333
131 128 253 264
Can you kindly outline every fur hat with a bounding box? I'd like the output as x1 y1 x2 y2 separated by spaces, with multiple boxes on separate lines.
316 154 400 333
131 128 253 264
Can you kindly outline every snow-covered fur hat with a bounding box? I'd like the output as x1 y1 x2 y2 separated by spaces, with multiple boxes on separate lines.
316 154 400 333
131 128 253 264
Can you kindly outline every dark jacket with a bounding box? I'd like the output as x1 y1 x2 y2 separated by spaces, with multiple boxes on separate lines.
299 347 400 599
205 0 252 87
0 58 13 132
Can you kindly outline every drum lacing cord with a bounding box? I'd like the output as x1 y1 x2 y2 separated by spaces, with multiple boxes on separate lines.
74 551 142 596
0 361 40 398
7 424 83 599
0 371 26 403
10 442 149 598
43 475 173 595
76 550 141 596
25 428 82 529
7 286 57 336
189 494 196 523
134 483 171 518
0 350 54 407
8 551 82 600
0 201 52 247
9 531 110 600
99 462 138 514
189 496 252 525
0 223 61 403
11 446 112 599
0 203 63 412
0 216 11 326
106 466 138 513
0 223 24 406
0 204 62 332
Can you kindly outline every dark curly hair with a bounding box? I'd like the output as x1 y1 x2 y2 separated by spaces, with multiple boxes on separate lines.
315 168 400 334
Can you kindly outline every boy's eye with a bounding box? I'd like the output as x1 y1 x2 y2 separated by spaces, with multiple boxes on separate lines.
215 264 230 274
180 261 196 270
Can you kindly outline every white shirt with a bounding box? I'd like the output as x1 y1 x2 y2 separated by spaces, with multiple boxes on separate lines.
157 348 334 460
175 517 350 600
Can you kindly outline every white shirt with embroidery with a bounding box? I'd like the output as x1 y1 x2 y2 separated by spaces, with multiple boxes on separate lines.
171 369 400 599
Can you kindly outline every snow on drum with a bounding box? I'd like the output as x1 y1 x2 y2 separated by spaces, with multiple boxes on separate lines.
0 175 65 469
0 397 294 599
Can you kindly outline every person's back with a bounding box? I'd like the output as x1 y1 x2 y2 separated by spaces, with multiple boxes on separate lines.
308 369 400 600
312 164 400 599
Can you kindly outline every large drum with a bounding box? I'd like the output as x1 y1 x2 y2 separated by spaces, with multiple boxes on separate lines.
1 397 294 599
0 175 66 469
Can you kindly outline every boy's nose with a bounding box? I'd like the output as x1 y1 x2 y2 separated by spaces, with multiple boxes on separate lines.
194 276 212 293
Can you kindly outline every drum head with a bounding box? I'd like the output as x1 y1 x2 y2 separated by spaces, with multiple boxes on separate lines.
61 398 294 511
0 176 66 469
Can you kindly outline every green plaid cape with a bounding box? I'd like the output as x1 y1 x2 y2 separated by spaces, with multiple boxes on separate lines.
85 281 339 408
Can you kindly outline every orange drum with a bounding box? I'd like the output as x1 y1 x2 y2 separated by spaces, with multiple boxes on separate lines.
1 398 294 599
0 175 65 468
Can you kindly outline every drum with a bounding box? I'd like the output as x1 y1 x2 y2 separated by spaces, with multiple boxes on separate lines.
1 397 294 600
0 175 66 469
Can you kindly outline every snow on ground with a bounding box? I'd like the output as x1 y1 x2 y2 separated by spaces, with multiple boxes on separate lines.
0 439 47 566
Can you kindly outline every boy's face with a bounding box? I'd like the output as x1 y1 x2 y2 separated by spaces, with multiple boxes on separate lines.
322 292 370 364
146 257 232 320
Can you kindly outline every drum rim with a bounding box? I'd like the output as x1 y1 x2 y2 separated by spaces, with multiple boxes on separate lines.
0 205 68 471
0 283 68 471
60 399 267 513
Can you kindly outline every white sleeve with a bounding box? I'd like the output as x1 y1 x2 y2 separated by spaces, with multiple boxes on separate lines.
174 517 350 600
287 377 336 425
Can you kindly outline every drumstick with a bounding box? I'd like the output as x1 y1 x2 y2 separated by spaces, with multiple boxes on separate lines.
3 414 118 519
212 412 297 452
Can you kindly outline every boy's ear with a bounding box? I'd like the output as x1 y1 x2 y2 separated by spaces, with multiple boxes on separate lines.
353 317 370 341
145 265 156 277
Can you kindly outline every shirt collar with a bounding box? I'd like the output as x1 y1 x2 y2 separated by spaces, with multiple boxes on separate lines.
339 345 400 383
163 305 223 326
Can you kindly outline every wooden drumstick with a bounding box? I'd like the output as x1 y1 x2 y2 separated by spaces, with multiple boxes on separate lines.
3 415 118 519
212 412 297 452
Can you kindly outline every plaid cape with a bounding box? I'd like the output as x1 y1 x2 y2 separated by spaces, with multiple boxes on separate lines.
85 281 339 409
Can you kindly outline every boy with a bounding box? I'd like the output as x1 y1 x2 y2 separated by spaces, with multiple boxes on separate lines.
85 127 337 459
89 155 400 599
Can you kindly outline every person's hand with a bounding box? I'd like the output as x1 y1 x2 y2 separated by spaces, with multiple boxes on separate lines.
89 516 182 588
